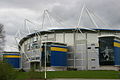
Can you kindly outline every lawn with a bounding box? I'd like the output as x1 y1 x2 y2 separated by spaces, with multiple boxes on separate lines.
16 70 120 80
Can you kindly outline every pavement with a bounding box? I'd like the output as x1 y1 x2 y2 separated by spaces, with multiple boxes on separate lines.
49 79 120 80
24 78 120 80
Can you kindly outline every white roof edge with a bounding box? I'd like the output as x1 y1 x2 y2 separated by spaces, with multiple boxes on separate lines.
98 34 120 38
41 41 66 44
30 60 40 62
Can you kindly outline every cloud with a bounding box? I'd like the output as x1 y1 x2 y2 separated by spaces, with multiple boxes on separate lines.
4 35 18 51
0 0 120 51
0 8 40 35
50 0 120 28
0 8 41 51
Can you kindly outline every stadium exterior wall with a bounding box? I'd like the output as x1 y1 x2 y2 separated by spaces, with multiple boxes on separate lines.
2 51 21 69
19 28 120 71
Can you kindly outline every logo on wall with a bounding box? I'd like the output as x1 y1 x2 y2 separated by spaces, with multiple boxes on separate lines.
101 46 113 61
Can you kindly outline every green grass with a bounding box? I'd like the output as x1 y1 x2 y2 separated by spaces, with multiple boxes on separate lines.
16 72 44 80
47 70 120 79
16 72 29 80
16 70 120 80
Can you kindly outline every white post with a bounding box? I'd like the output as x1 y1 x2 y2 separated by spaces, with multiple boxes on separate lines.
24 19 31 34
46 10 53 27
85 7 99 28
45 42 47 79
73 31 76 68
76 4 85 28
75 4 86 39
14 37 31 62
41 10 46 30
44 34 47 79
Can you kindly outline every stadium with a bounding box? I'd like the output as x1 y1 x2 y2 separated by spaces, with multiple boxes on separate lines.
19 28 120 71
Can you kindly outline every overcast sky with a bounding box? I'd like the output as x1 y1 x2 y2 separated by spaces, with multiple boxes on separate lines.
0 0 120 51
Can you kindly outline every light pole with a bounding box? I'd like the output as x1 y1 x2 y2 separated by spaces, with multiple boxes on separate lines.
45 42 47 80
44 34 47 80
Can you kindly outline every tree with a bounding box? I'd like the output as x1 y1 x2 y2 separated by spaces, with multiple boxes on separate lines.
0 61 16 80
0 23 5 61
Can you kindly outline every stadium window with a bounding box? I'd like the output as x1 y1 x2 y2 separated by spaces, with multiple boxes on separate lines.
88 47 91 49
91 44 95 46
95 47 99 49
91 67 96 69
91 59 96 61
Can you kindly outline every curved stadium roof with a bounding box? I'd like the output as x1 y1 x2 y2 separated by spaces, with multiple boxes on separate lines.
19 28 120 46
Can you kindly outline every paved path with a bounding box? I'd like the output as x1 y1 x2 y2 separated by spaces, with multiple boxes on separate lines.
50 79 120 80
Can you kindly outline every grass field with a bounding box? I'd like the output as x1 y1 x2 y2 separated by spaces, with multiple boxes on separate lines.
16 70 120 80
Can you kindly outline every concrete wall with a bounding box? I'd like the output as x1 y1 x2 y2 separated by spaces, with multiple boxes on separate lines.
20 30 120 71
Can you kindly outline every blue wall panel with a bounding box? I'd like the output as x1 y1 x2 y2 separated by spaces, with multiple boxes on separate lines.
114 47 120 65
5 58 20 68
51 51 67 66
3 54 21 68
50 45 67 66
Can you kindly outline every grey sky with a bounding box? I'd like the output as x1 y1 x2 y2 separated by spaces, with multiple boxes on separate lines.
0 0 120 51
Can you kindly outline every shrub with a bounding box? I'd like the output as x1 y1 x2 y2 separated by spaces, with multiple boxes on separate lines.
0 61 16 80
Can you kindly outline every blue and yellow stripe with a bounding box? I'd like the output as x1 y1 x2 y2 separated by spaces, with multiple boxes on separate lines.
114 40 120 47
50 46 68 52
3 55 21 58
